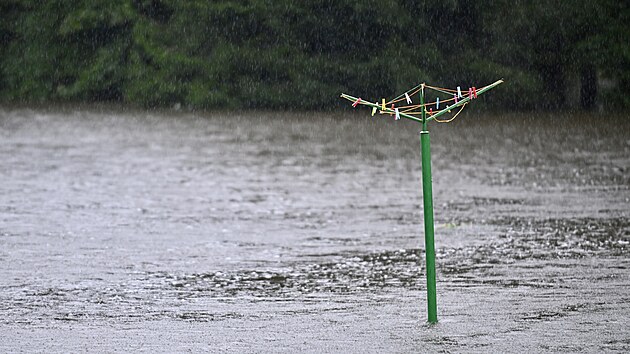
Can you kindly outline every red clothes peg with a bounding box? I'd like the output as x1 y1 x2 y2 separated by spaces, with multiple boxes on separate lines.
352 98 362 107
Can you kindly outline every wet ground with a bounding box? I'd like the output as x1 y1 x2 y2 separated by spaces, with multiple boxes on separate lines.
0 107 629 352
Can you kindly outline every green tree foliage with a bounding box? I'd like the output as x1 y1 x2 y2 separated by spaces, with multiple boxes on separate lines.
0 0 628 110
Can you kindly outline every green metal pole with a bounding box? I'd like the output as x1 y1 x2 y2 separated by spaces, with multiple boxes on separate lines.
420 85 438 324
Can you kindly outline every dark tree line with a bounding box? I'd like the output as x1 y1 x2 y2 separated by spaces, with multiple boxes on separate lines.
1 0 628 110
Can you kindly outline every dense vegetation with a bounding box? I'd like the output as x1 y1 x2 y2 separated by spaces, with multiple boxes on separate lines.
1 0 628 110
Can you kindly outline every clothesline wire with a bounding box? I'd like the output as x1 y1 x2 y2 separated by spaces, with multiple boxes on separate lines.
386 82 486 108
433 103 467 123
373 81 490 123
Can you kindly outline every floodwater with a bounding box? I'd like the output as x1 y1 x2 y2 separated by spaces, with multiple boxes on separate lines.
0 107 629 352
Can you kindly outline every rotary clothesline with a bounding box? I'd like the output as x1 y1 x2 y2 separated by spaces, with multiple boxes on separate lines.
340 79 504 124
337 79 504 324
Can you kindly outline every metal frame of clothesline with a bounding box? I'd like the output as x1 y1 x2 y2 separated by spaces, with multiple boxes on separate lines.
340 79 504 324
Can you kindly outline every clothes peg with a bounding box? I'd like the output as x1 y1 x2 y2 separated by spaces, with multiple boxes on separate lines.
405 92 412 104
395 108 400 120
381 99 386 110
468 88 473 99
454 94 458 104
447 105 451 113
457 86 463 98
429 108 433 115
472 87 477 98
352 98 361 107
371 106 377 116
436 97 440 109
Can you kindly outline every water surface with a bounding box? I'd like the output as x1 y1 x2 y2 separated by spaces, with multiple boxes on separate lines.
1 107 629 352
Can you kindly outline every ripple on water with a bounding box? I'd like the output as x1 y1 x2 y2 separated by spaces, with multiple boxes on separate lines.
3 216 627 325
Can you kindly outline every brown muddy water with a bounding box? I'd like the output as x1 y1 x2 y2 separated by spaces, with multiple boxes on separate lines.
0 107 629 352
